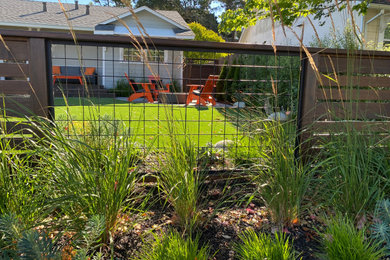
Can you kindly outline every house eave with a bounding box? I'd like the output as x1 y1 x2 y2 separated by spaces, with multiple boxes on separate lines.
369 3 390 10
99 6 188 30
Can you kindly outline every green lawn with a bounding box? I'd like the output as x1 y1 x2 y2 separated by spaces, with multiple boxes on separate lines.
54 97 245 147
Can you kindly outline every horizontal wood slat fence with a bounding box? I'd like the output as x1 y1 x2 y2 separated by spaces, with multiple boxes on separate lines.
300 52 390 155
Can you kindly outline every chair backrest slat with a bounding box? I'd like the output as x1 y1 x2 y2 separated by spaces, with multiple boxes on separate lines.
201 75 219 94
124 72 137 93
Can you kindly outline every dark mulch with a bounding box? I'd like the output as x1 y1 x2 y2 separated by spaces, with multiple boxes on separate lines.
102 178 324 259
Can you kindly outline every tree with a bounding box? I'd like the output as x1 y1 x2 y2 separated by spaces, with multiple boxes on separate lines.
218 0 371 34
134 0 219 31
134 0 180 9
217 0 244 11
185 22 226 62
94 0 131 6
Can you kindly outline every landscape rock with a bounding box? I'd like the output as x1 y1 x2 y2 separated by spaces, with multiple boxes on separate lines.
214 140 234 150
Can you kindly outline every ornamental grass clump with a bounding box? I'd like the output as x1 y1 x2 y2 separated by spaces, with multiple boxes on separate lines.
0 128 49 229
254 120 315 226
319 216 384 260
32 116 143 242
158 132 202 233
321 129 387 219
234 229 297 260
138 231 210 260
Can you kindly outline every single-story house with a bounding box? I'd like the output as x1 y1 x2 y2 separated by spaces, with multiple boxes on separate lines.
239 0 390 49
0 0 195 89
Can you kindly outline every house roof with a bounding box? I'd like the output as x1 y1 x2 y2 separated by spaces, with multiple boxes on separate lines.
0 0 194 38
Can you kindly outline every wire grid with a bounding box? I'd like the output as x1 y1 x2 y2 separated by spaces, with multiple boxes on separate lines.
50 41 301 170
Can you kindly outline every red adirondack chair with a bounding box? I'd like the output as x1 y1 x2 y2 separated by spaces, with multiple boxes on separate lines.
125 73 154 103
186 75 219 106
148 75 170 100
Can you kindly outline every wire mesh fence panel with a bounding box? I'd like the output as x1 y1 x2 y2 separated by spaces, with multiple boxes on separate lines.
50 40 301 170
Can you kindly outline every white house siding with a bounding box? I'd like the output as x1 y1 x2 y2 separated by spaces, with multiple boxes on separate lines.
51 44 103 84
51 44 183 89
112 10 180 38
240 8 361 47
102 47 183 89
363 6 390 47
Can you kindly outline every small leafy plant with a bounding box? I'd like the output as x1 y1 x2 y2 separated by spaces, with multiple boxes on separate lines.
371 199 390 254
234 229 297 260
319 216 384 260
138 231 210 260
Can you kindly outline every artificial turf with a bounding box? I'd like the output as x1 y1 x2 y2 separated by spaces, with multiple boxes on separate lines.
54 97 245 148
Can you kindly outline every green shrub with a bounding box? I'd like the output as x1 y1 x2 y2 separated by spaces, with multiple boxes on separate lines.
319 216 384 260
185 22 225 63
234 229 297 260
215 60 228 101
114 78 131 97
138 231 210 260
217 54 300 109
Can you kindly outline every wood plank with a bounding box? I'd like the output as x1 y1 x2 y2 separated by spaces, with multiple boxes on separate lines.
311 121 390 132
315 102 390 120
0 121 34 134
0 41 29 61
316 88 390 101
301 55 319 129
319 55 390 74
1 137 33 150
319 75 390 88
310 133 387 144
29 38 48 117
0 96 34 117
0 63 29 77
0 80 31 94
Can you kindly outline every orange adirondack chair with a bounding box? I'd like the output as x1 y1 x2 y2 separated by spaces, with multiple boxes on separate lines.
186 75 219 106
148 75 170 100
125 73 154 103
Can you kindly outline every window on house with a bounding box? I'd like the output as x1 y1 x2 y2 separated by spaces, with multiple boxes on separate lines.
123 48 165 63
384 24 390 46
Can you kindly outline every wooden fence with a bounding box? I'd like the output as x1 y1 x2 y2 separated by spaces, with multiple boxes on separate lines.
0 36 48 118
182 59 220 92
1 29 390 156
299 51 390 154
0 36 49 147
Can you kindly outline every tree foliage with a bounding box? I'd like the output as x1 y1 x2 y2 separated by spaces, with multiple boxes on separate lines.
134 0 219 31
185 22 225 62
189 22 225 42
94 0 131 6
218 0 371 33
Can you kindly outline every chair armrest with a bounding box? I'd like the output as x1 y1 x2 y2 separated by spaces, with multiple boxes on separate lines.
187 84 203 93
